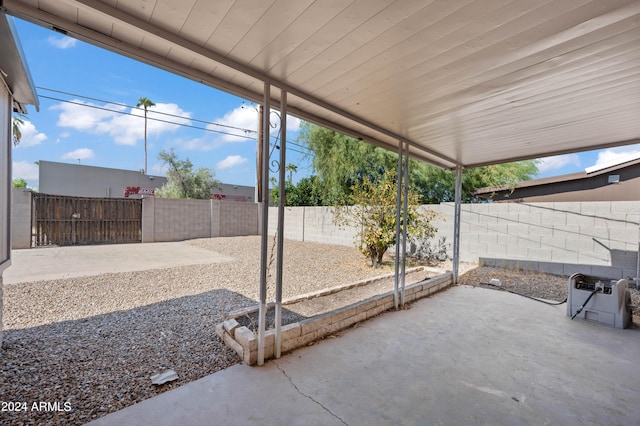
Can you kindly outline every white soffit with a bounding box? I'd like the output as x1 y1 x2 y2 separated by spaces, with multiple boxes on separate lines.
2 0 640 170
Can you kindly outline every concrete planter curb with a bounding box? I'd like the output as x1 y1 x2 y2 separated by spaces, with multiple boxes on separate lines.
216 272 453 365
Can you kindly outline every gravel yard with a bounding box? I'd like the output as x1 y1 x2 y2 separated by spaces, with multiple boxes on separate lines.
0 236 414 425
2 236 638 425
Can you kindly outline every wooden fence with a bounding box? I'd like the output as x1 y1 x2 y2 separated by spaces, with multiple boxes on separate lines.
32 193 142 246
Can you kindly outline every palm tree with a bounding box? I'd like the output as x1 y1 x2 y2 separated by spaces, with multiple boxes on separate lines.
285 163 298 183
12 115 24 146
136 97 155 174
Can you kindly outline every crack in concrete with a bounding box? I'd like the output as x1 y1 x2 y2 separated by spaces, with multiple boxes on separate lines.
274 362 348 426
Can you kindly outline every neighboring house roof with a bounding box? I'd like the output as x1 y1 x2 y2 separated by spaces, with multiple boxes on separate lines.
475 156 640 197
0 14 38 113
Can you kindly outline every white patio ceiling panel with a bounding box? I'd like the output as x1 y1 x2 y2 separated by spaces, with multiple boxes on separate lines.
3 0 640 170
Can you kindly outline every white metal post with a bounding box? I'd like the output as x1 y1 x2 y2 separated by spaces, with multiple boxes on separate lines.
275 91 287 359
394 142 404 309
400 143 409 306
257 83 270 366
453 166 462 284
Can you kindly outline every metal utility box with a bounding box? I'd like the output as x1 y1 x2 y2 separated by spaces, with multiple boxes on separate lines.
567 273 632 329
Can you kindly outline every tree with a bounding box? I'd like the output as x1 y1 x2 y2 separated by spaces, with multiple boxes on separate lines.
12 178 27 188
12 115 25 147
299 123 538 204
271 175 326 206
155 149 220 199
411 161 539 203
299 123 396 205
285 163 298 183
335 169 440 268
136 97 156 175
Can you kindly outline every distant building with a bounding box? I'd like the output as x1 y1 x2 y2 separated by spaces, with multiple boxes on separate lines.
475 155 640 203
39 160 255 201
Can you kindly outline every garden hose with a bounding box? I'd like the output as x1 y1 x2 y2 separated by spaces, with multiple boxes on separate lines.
481 281 568 306
571 287 602 320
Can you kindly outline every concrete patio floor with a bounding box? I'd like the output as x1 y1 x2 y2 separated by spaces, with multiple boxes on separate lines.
3 242 234 284
88 285 640 426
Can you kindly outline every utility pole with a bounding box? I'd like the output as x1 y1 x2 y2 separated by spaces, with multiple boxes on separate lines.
256 105 263 203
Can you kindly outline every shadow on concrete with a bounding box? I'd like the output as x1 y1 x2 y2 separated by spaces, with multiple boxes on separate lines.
0 289 267 426
87 286 640 426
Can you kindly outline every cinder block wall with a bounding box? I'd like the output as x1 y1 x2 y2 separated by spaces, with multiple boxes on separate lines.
10 188 31 249
142 198 259 242
267 202 640 279
430 201 640 278
150 198 211 242
267 206 359 247
219 202 259 236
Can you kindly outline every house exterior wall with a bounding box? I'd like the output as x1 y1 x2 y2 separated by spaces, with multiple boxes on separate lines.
39 160 256 201
0 80 10 346
479 165 640 202
39 160 166 198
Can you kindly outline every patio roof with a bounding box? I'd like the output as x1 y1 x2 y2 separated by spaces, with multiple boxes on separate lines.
0 13 38 113
2 0 639 170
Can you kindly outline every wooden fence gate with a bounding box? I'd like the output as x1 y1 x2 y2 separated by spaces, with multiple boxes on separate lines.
32 193 142 246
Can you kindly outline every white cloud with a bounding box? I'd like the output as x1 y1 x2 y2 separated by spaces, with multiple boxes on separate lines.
216 155 248 170
52 100 192 146
211 106 259 142
14 120 47 147
536 154 581 173
285 114 302 133
48 36 77 49
593 145 640 167
61 148 95 160
12 161 39 180
209 104 301 143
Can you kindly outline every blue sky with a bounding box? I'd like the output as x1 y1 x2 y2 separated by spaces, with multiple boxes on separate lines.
11 17 640 190
11 18 307 190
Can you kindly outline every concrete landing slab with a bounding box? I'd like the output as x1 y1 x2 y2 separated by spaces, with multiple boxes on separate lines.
4 242 234 284
88 285 640 426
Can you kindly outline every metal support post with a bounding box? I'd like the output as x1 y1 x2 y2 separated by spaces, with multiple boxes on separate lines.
394 142 404 310
275 91 287 359
400 143 409 306
256 105 263 203
257 83 270 366
452 166 462 283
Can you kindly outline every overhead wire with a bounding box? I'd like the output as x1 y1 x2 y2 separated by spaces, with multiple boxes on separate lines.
36 86 256 134
37 94 257 141
35 87 314 157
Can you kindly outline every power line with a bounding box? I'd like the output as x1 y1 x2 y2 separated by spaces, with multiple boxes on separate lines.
36 86 257 134
38 94 257 141
36 86 315 158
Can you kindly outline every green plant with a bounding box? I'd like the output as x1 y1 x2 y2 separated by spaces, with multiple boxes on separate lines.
334 169 441 268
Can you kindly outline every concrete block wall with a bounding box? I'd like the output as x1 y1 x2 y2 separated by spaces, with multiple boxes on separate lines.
142 198 259 243
217 273 453 365
147 198 211 242
219 202 259 236
430 201 640 278
10 188 32 249
265 202 640 279
267 206 359 247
